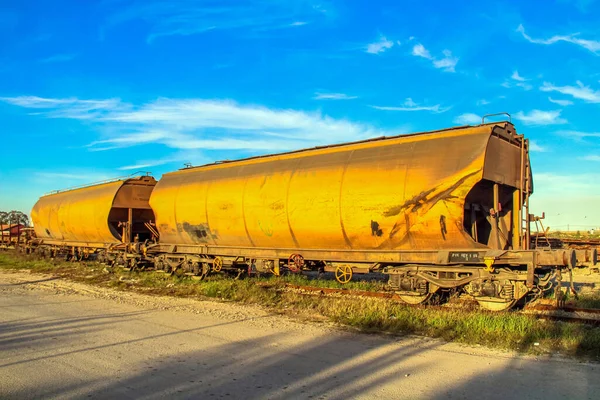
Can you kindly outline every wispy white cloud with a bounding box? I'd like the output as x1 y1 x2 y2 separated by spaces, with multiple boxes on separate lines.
0 96 87 108
515 83 532 91
476 99 490 106
540 81 600 102
432 50 459 72
35 171 110 181
511 71 526 81
555 130 600 140
34 170 116 186
0 95 387 156
0 96 126 119
31 169 140 194
548 97 574 106
534 173 600 195
118 150 208 171
104 1 326 43
411 44 458 72
529 140 547 152
581 155 600 161
517 24 600 54
502 70 532 90
453 113 481 125
39 53 76 63
534 173 600 196
118 162 162 171
365 36 394 54
313 92 357 100
87 131 170 151
411 43 431 59
371 98 450 113
514 109 567 125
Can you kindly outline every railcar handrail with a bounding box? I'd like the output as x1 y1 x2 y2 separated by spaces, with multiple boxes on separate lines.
44 171 152 195
482 112 511 124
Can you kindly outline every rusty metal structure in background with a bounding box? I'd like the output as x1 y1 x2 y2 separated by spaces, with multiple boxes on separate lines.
22 120 595 311
0 225 31 249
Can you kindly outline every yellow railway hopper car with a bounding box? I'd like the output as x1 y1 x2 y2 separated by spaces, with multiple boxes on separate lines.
30 175 157 264
148 120 575 310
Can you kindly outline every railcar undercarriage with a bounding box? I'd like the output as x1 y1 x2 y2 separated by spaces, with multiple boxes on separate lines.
18 237 583 312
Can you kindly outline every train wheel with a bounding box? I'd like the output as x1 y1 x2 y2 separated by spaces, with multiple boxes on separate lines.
398 293 432 305
154 257 165 272
212 256 223 272
476 298 516 312
335 265 353 284
288 254 304 273
199 262 211 280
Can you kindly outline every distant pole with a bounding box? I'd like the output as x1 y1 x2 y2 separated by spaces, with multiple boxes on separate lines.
17 216 20 249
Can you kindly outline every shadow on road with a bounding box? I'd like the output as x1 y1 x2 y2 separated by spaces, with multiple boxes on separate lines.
0 277 59 287
1 285 599 399
33 334 440 399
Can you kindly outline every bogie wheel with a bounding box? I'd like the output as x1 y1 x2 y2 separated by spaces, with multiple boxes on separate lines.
476 299 517 312
288 254 305 273
212 256 223 272
398 293 433 305
335 265 353 284
129 258 138 271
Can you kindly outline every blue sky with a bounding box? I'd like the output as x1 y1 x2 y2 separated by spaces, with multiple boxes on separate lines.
0 0 599 231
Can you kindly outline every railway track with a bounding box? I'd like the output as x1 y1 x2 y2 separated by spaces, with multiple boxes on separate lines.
267 282 600 325
523 304 600 325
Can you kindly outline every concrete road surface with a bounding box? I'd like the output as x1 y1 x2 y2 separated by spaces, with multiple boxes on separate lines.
0 270 598 399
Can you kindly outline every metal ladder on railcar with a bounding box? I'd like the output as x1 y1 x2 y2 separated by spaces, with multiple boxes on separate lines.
520 138 531 251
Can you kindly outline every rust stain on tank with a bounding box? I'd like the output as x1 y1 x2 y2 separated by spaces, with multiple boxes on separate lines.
384 170 480 218
270 201 285 211
179 222 219 242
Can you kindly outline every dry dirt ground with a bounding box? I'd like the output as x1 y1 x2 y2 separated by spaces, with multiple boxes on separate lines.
0 270 598 400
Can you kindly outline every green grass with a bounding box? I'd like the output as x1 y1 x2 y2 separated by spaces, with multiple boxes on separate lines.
275 272 386 291
1 251 599 360
565 291 600 309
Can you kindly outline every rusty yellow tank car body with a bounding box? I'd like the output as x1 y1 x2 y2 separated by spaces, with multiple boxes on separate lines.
31 176 157 247
150 122 523 252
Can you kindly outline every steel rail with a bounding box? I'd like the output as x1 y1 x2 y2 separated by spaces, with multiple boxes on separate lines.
266 282 600 324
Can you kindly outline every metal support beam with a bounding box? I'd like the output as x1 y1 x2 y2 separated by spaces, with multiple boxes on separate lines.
512 189 521 250
492 183 500 250
127 208 133 243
